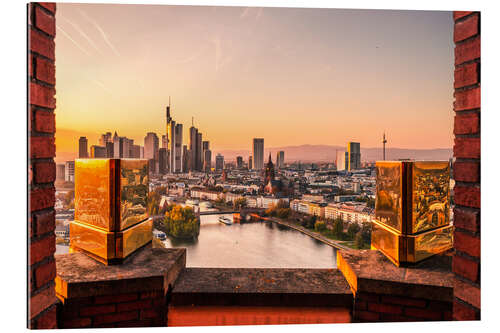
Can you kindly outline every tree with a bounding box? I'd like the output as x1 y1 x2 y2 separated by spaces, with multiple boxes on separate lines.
163 205 200 239
354 231 364 249
347 223 361 240
276 208 291 219
314 221 327 233
332 218 344 238
233 198 247 210
360 222 372 245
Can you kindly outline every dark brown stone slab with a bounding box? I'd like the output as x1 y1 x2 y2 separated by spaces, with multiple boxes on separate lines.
55 245 186 299
337 249 453 302
171 268 352 307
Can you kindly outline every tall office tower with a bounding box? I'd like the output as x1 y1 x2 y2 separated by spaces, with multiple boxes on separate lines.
196 132 202 171
158 148 168 175
161 135 168 149
336 150 347 171
78 137 88 158
113 132 124 158
56 164 65 181
90 145 107 158
140 146 144 158
276 151 284 169
131 145 141 158
249 156 253 170
252 138 264 170
202 141 209 167
189 125 198 171
215 154 224 172
182 145 189 173
64 161 75 182
122 138 133 158
99 132 112 146
347 142 361 171
203 149 212 172
144 132 159 173
236 156 243 169
169 120 176 172
173 123 183 173
105 141 114 158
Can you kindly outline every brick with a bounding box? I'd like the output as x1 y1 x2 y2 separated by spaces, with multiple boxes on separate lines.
34 161 56 184
29 28 55 60
35 6 55 36
367 302 402 315
140 291 163 299
454 112 479 135
453 161 479 183
61 317 92 329
380 295 426 308
427 300 452 312
94 293 138 305
30 187 55 211
454 185 480 209
93 310 138 325
35 259 56 288
33 209 55 236
34 109 56 133
455 230 480 257
404 307 442 321
116 299 151 313
34 305 57 329
29 53 34 78
30 136 55 158
356 292 379 303
379 313 414 322
453 299 479 320
453 254 479 282
454 137 480 159
454 62 479 88
453 207 479 233
35 56 55 85
454 11 474 21
455 37 480 65
39 3 56 13
454 278 480 309
356 310 379 322
454 14 479 43
30 286 56 319
454 87 480 111
30 234 55 265
443 311 452 321
355 300 367 311
30 82 55 108
80 304 116 317
140 308 160 320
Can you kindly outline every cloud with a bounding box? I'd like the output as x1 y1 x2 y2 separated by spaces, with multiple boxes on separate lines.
56 25 91 56
78 9 121 57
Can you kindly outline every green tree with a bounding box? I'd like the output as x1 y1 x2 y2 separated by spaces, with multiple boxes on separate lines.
163 205 200 239
332 218 344 238
314 221 327 233
276 208 291 219
347 223 361 240
354 231 364 249
233 198 247 210
360 222 372 245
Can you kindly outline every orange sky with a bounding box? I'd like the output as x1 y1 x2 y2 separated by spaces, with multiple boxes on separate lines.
54 4 454 163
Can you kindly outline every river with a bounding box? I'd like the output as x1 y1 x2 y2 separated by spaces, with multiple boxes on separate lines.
56 212 338 268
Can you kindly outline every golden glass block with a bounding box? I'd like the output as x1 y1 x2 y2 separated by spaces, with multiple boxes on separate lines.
116 218 153 258
74 158 149 231
373 160 452 266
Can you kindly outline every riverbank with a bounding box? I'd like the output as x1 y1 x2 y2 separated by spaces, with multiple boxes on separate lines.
266 217 354 251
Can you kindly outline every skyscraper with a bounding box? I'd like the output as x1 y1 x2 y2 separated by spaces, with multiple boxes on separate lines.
173 123 183 173
276 151 285 169
215 154 224 172
202 141 209 167
159 148 168 175
64 161 75 182
347 142 361 171
203 149 212 172
253 138 264 170
236 156 243 169
182 145 189 173
99 132 112 146
78 137 88 158
90 145 107 158
189 125 198 171
113 132 123 158
336 150 347 171
196 132 202 171
56 164 65 181
144 132 159 173
248 156 253 170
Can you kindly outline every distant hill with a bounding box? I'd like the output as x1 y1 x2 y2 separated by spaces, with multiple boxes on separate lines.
213 145 452 163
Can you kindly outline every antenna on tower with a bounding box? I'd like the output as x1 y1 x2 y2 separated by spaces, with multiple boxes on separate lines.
169 96 171 108
192 116 194 127
382 131 387 161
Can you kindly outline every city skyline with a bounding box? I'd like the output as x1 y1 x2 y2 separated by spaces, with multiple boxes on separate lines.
54 4 454 163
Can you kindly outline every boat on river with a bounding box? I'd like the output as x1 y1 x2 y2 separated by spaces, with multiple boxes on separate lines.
218 216 233 225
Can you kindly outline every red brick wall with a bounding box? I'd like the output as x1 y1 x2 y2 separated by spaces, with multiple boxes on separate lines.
57 291 166 328
354 292 452 322
28 2 57 329
452 11 481 320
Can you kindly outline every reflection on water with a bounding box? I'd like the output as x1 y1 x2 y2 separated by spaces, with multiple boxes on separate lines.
55 213 338 268
160 214 337 268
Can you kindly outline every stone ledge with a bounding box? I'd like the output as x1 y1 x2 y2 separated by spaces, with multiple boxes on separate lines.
55 245 186 299
171 268 352 307
337 249 453 302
